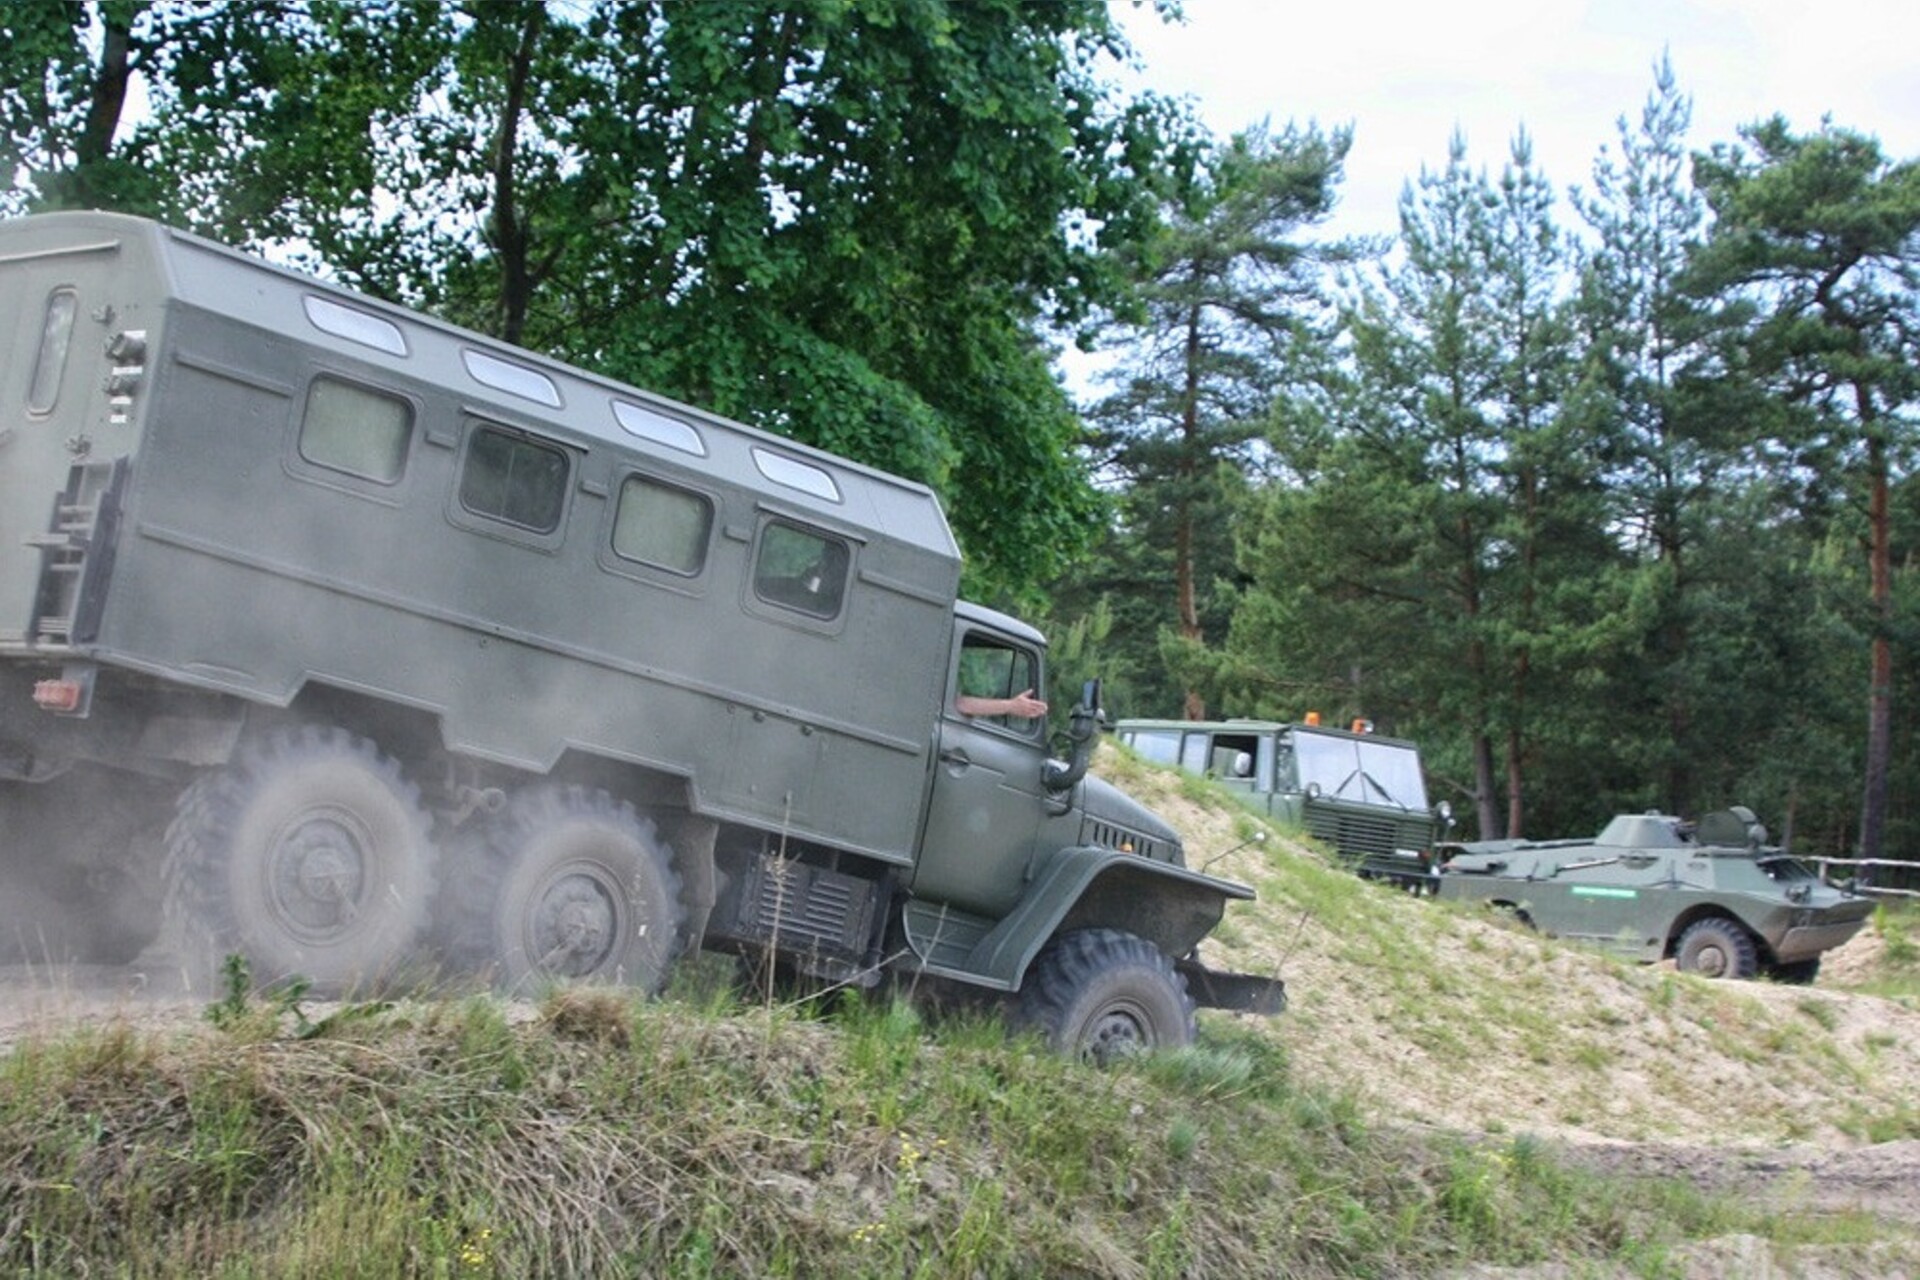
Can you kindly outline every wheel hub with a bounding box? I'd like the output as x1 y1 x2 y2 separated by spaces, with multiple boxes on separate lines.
270 813 368 936
529 870 621 977
1694 943 1730 978
1085 1006 1150 1065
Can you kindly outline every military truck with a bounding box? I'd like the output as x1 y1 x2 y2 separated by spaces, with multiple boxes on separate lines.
0 211 1283 1058
1116 718 1449 889
1435 806 1874 982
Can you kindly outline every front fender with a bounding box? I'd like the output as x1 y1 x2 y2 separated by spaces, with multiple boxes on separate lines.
958 845 1254 990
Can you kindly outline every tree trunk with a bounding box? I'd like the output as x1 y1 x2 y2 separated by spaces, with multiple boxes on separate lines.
66 6 134 208
489 5 545 345
1859 426 1892 863
1472 727 1500 840
1177 308 1206 721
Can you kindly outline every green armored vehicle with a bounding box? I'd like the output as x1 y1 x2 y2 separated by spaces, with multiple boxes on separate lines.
1116 718 1449 889
0 211 1282 1058
1435 806 1873 982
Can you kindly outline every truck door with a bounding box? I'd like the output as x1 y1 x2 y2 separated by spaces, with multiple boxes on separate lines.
912 624 1049 918
0 224 150 644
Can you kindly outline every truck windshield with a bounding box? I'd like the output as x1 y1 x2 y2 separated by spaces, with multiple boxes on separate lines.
1292 732 1429 810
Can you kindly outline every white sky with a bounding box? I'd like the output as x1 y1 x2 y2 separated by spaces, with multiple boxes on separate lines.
1111 0 1920 240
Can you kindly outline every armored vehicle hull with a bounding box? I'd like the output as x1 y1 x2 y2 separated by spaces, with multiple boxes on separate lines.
1435 807 1873 981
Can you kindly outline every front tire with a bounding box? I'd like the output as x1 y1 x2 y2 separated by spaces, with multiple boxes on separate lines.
1016 928 1195 1064
164 726 437 990
455 785 683 995
1674 917 1759 979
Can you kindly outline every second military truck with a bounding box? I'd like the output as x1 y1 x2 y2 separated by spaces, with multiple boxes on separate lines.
1117 717 1449 889
0 211 1282 1059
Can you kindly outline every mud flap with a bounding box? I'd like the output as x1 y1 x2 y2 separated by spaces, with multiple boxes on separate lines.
1176 957 1287 1015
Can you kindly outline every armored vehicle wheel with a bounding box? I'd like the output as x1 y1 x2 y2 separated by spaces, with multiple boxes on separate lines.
1017 928 1195 1064
1491 902 1536 930
164 727 437 990
459 786 682 994
1674 917 1759 979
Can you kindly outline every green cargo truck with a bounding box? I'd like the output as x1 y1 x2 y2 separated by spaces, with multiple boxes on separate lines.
1116 718 1450 890
0 212 1281 1059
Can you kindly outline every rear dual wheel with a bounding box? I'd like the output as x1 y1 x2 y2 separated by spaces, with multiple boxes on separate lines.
164 726 436 991
447 785 683 995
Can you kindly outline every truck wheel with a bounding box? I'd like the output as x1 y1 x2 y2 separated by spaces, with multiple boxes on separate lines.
164 726 437 991
459 785 683 994
1674 917 1759 979
1017 928 1195 1064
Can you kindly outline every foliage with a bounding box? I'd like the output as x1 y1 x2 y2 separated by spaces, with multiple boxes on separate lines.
4 15 1919 851
1074 121 1355 719
2 0 1198 604
1688 116 1920 857
1188 72 1920 851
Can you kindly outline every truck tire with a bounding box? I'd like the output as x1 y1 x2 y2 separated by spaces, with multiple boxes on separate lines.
1017 928 1196 1064
1674 917 1759 979
457 785 683 994
164 726 437 991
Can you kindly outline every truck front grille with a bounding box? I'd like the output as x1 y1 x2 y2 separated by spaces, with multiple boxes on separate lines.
1305 809 1397 859
1084 818 1166 862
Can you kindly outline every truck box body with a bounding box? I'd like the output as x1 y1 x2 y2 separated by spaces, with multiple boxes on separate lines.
2 211 950 861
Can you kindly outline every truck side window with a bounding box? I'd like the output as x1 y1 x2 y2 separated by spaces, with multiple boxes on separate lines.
299 377 413 483
753 520 849 619
612 474 712 575
459 423 568 532
28 288 78 415
956 634 1043 735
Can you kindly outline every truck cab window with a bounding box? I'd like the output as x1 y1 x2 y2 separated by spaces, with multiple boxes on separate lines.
753 520 849 619
612 474 712 575
1127 730 1181 765
955 634 1043 735
299 377 413 483
459 423 568 532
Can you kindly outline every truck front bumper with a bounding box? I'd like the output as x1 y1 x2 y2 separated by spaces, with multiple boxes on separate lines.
1176 958 1287 1015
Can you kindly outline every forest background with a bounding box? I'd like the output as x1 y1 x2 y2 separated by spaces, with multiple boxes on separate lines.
4 0 1916 860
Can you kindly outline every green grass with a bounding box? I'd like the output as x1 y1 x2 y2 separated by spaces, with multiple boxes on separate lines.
0 981 1878 1279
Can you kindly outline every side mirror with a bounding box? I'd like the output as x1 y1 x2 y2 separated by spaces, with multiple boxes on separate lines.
1079 678 1103 722
1045 678 1106 792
